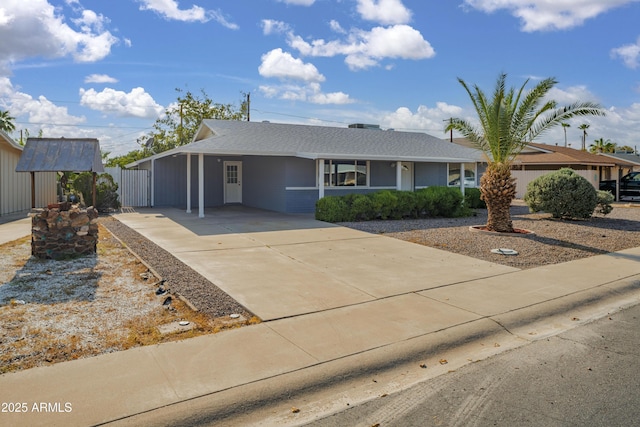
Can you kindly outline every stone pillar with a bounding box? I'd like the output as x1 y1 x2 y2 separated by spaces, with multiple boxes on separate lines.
31 205 99 259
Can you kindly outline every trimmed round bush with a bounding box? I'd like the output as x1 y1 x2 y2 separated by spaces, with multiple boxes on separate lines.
350 194 376 221
415 186 463 217
315 196 349 222
524 168 597 219
464 187 486 209
595 190 614 215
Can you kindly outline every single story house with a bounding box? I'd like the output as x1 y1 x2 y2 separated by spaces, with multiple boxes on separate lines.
0 130 56 216
597 152 640 174
452 138 636 198
127 120 485 216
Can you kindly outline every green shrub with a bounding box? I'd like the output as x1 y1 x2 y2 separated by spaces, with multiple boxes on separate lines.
595 190 614 215
464 187 486 209
315 196 350 222
349 194 376 221
524 168 597 219
391 190 418 219
370 190 398 220
416 186 463 217
72 172 121 211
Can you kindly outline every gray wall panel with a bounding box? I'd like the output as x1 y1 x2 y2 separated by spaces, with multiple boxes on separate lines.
415 162 447 186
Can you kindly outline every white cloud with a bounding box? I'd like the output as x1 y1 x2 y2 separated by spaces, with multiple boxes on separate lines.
356 0 413 25
262 19 290 35
137 0 238 28
329 20 346 34
276 0 316 5
84 74 118 84
258 48 325 82
382 102 463 135
288 24 435 70
0 1 118 64
259 82 354 105
79 87 164 118
0 76 86 130
611 36 640 69
463 0 639 32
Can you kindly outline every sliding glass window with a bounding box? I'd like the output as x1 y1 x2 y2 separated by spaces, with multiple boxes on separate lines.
324 160 368 187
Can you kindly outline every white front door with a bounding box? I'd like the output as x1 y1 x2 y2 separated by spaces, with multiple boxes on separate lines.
224 161 242 204
401 162 414 191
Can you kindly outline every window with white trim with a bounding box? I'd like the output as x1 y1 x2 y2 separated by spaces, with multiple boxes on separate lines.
448 163 477 187
324 160 368 187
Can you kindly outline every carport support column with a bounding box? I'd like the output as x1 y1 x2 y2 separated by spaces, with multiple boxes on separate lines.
318 159 325 200
460 162 465 198
396 161 402 190
186 153 191 213
150 159 155 207
198 153 204 218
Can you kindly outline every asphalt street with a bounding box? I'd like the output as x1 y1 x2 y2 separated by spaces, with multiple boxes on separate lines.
304 302 640 427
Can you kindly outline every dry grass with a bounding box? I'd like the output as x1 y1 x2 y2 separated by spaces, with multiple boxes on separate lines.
0 224 259 374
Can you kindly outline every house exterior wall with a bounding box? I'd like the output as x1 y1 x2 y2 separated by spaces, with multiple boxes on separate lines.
370 161 395 187
243 156 287 211
146 154 482 214
153 155 224 208
1 142 56 216
511 169 599 198
415 162 447 187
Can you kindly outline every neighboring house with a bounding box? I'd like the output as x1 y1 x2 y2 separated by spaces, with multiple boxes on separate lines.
127 120 484 215
0 131 56 216
452 138 636 198
598 152 640 174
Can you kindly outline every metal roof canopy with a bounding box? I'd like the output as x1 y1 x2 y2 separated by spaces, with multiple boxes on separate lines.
15 138 104 209
15 138 104 173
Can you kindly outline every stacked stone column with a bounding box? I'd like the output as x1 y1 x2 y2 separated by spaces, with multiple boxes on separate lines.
31 205 99 259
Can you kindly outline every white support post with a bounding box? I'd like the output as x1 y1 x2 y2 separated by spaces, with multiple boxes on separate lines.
186 153 192 213
198 153 204 218
318 159 325 199
460 162 465 198
396 161 402 190
150 159 155 207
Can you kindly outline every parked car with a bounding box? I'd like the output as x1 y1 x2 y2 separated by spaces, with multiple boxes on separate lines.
600 172 640 199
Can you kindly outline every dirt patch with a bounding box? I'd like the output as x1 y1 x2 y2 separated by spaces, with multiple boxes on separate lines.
0 223 259 374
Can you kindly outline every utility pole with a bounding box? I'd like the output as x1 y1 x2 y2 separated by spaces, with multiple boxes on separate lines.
247 92 251 122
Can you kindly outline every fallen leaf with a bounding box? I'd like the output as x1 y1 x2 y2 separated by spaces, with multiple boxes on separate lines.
420 363 427 369
439 359 448 365
291 407 300 413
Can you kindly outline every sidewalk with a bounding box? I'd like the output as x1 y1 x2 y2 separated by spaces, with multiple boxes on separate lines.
0 208 639 427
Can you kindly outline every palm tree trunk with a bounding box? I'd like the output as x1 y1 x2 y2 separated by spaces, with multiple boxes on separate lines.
480 164 517 232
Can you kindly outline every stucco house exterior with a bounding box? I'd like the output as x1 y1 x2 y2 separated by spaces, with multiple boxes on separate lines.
127 120 484 216
452 138 636 198
0 130 56 216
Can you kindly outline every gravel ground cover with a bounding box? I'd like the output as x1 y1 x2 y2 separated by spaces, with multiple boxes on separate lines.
100 216 253 319
339 203 640 270
0 223 234 373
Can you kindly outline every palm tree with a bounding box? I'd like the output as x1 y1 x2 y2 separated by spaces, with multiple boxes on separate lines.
561 122 570 147
446 73 605 232
578 123 590 151
590 138 616 154
0 110 16 133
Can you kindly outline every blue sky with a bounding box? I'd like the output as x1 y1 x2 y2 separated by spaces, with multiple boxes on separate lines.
1 0 639 157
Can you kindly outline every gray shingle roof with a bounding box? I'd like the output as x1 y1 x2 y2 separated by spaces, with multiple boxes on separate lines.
15 138 104 173
132 120 484 165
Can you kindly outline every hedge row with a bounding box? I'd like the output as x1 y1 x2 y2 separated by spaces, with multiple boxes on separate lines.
315 187 485 223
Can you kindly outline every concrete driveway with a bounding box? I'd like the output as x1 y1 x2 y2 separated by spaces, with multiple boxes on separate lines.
114 206 517 321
